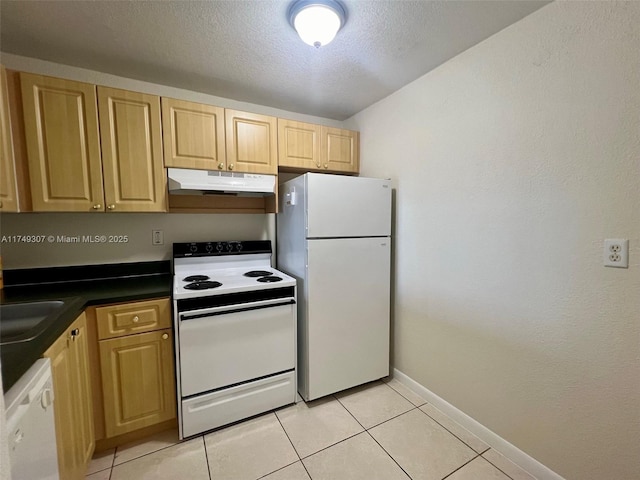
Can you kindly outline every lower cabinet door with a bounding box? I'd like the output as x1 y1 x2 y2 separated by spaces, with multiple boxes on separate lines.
99 329 176 437
45 331 77 479
70 313 95 471
44 312 94 480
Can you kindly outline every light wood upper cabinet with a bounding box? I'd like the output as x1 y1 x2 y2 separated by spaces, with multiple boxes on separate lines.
21 73 104 211
20 73 166 212
99 328 176 438
225 109 277 175
277 119 321 170
321 126 359 173
0 66 19 212
277 120 359 174
162 102 277 175
98 87 166 212
43 312 95 480
162 97 226 170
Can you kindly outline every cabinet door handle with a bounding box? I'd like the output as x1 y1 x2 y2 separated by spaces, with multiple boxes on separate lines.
107 204 115 210
218 163 224 170
162 333 169 340
324 164 328 169
92 204 102 210
228 164 234 170
70 328 80 341
132 316 139 323
316 163 321 168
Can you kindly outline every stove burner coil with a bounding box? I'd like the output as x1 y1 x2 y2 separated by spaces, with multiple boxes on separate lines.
256 276 283 283
184 281 223 290
243 270 273 277
183 275 210 282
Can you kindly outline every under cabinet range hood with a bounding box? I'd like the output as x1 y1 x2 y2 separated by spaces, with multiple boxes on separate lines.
167 168 276 195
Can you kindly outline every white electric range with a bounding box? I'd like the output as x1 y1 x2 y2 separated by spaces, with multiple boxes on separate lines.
172 240 297 439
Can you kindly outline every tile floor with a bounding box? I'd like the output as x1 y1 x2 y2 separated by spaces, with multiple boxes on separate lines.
86 379 537 480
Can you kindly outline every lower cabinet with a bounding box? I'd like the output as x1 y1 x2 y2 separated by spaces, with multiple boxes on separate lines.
92 297 176 440
99 328 176 437
43 312 94 480
41 298 175 475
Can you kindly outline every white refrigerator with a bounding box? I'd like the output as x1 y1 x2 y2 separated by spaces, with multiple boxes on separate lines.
277 173 392 401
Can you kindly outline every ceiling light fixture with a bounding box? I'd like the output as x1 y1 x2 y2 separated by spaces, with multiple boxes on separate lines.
288 0 346 48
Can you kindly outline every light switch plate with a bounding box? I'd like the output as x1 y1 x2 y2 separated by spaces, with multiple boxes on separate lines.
603 239 628 268
152 230 164 245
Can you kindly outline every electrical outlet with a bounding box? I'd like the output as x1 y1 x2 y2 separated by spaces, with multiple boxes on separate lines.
603 239 629 268
152 230 164 246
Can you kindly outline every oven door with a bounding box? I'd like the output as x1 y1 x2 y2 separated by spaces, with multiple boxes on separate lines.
178 297 296 397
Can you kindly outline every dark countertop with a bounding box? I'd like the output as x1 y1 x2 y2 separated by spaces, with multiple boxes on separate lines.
1 261 172 392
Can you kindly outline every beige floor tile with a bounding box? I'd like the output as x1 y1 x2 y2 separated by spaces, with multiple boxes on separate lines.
302 432 409 480
384 378 428 406
86 468 111 480
87 448 114 474
483 449 537 480
420 403 489 453
276 396 364 458
335 381 414 429
204 412 299 480
110 438 209 480
113 428 180 466
261 461 311 480
369 409 476 480
446 457 510 480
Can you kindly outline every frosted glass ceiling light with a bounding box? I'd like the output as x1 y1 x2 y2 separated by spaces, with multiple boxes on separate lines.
289 0 346 48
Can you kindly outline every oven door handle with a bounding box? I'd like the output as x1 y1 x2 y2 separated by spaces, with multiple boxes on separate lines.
179 299 296 321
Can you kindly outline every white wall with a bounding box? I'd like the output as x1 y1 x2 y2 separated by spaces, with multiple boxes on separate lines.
0 53 345 127
0 213 273 268
0 54 344 269
347 2 640 479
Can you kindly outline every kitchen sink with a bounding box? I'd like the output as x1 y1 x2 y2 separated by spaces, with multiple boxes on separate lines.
0 300 66 345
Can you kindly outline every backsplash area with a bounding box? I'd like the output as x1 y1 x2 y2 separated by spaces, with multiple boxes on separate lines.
0 213 275 269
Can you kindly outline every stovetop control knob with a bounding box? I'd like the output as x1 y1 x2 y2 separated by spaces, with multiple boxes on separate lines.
189 245 198 253
226 243 233 251
205 244 213 253
216 243 223 251
237 243 243 251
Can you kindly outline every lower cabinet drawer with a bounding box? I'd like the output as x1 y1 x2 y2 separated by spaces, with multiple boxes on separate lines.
181 370 295 438
97 298 171 340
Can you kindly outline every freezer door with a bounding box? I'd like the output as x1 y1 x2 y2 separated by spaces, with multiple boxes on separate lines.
304 237 390 400
306 174 391 238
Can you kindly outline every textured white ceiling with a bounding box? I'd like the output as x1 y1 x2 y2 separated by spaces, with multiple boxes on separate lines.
0 0 549 120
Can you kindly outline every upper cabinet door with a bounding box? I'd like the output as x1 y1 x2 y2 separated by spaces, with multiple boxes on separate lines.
225 109 277 175
98 87 167 212
0 66 18 212
162 98 226 171
21 73 104 211
277 119 321 170
321 126 359 174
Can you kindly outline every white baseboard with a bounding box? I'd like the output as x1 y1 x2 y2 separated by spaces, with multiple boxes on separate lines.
392 368 565 480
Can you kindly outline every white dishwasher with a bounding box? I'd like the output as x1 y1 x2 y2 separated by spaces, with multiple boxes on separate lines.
4 358 59 480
